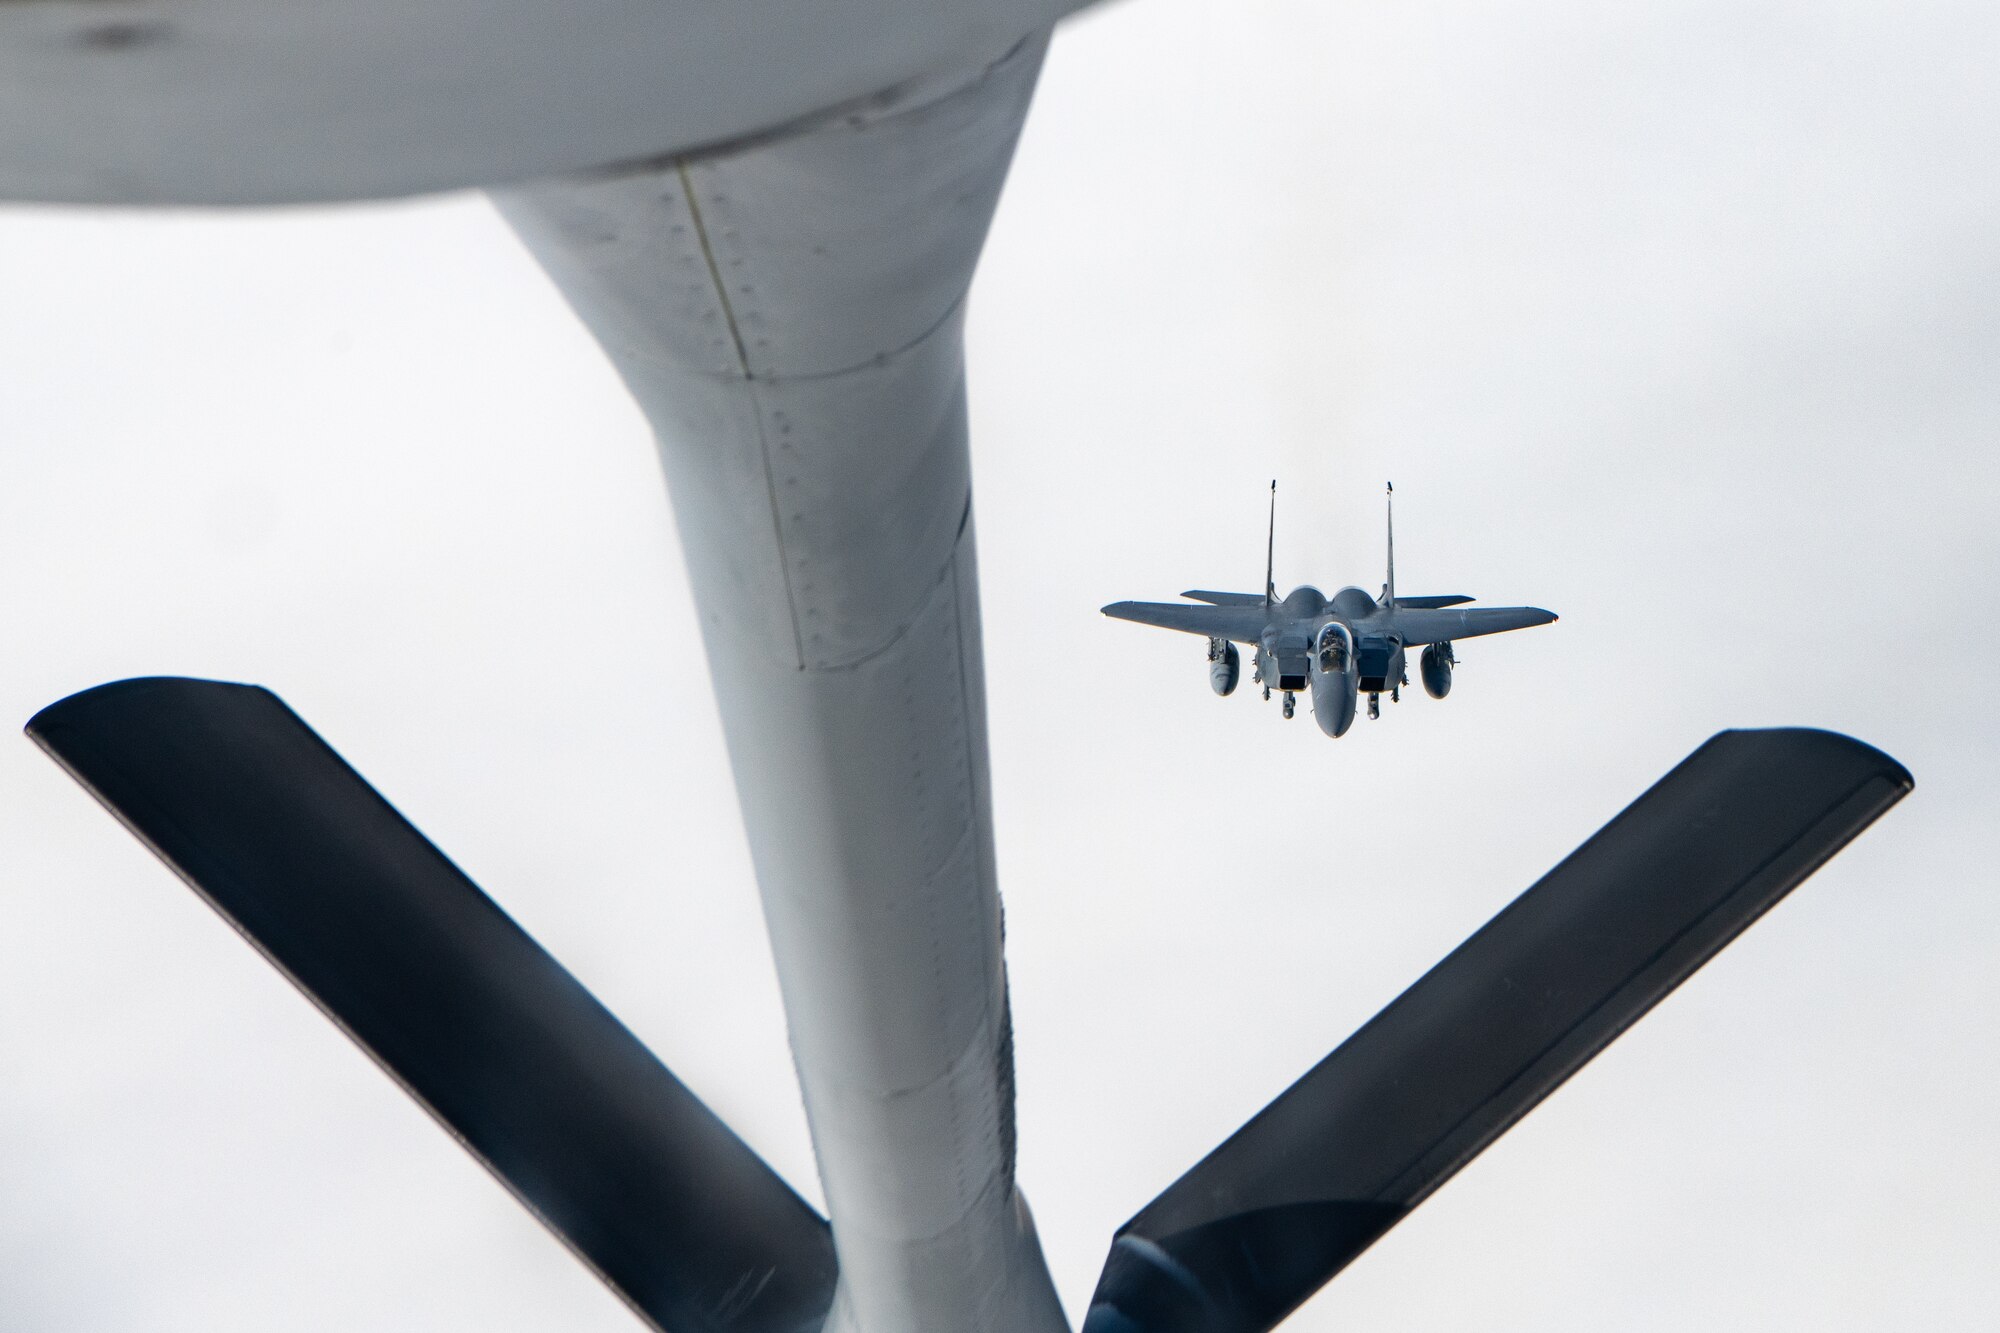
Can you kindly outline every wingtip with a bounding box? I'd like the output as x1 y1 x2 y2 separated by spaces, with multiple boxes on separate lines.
26 676 266 740
1709 727 1915 796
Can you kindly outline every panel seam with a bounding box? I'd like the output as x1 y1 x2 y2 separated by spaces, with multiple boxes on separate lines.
677 160 807 670
947 527 1009 1192
676 159 754 376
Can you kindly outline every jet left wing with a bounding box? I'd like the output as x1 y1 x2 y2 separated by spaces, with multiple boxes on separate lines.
1103 600 1268 643
1387 605 1556 646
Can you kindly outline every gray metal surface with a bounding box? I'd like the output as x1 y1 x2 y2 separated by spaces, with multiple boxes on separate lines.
1081 727 1912 1333
0 0 1094 204
27 677 839 1333
497 35 1066 1333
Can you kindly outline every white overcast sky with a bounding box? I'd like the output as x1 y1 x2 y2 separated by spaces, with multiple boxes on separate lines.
3 1 1997 1329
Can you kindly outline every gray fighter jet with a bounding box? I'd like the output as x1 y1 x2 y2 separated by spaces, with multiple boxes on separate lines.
1104 483 1556 737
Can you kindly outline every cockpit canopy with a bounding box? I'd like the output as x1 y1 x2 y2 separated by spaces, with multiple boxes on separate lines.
1315 621 1352 674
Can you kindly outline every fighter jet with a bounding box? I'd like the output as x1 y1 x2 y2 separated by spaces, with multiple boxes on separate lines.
1104 482 1557 736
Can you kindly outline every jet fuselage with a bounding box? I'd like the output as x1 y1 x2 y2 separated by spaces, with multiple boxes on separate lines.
1249 586 1406 736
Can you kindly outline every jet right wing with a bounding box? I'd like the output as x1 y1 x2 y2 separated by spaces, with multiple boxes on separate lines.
1388 604 1556 645
1103 600 1268 643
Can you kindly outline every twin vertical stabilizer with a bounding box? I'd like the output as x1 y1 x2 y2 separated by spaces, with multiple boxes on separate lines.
1263 480 1277 607
1384 481 1396 607
1262 479 1397 607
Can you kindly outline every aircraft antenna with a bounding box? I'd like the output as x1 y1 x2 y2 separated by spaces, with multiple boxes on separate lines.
1384 480 1395 606
1264 479 1277 607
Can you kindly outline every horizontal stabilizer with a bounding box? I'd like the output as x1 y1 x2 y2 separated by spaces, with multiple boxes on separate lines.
1390 594 1474 609
1103 600 1267 643
1180 590 1267 607
27 678 838 1333
1083 727 1911 1333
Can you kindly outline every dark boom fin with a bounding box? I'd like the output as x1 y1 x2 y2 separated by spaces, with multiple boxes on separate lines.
28 677 838 1333
1082 728 1911 1333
